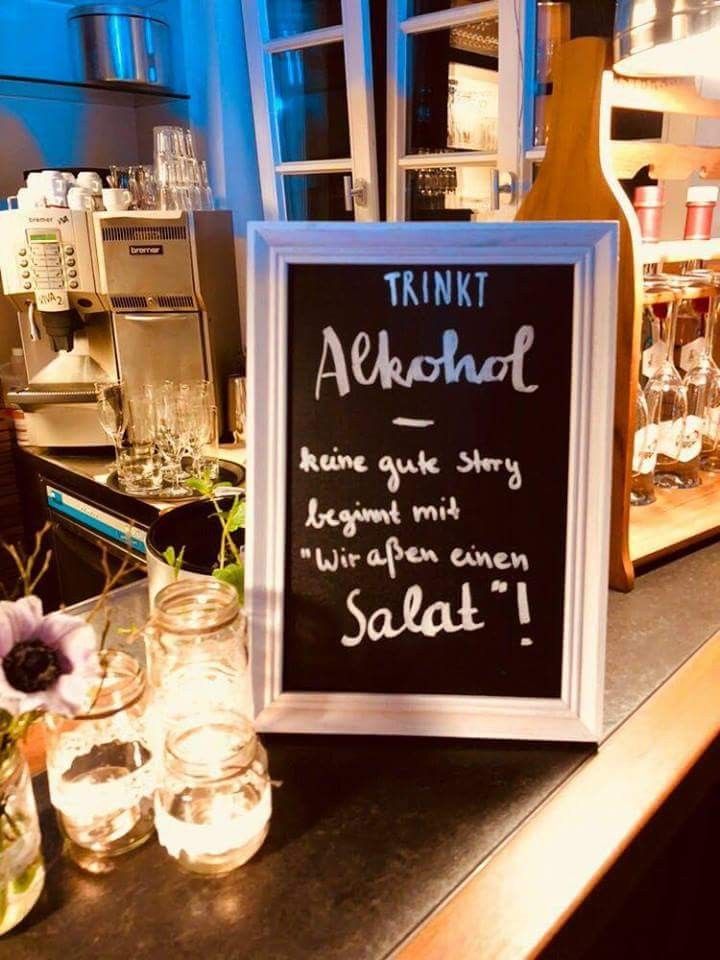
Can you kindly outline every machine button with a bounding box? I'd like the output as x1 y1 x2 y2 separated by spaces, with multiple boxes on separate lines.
64 246 74 255
18 259 28 267
18 248 26 256
67 269 78 278
65 258 76 266
21 270 30 279
69 280 79 288
23 282 31 290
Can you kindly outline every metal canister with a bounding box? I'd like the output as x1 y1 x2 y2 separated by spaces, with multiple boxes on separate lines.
69 4 172 89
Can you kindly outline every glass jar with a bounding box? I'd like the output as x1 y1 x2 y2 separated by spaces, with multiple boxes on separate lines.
45 649 155 871
144 581 253 745
0 748 45 934
155 710 271 875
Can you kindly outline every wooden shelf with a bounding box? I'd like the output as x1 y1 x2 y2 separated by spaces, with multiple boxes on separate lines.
642 239 720 265
630 470 720 565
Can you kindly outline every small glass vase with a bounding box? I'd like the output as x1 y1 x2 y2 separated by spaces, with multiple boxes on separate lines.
44 649 155 873
144 580 253 748
155 710 271 875
0 747 45 935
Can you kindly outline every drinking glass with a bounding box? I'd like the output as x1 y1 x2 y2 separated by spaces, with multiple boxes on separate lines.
631 385 658 506
228 375 247 445
642 285 694 488
127 391 156 452
117 448 164 495
683 269 720 471
153 125 213 211
199 160 214 210
658 276 714 487
155 383 193 496
184 385 217 477
96 382 126 474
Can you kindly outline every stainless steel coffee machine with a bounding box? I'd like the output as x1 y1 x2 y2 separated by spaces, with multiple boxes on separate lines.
0 209 242 446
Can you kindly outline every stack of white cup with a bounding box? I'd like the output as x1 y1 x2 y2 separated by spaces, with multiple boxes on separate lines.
6 170 130 212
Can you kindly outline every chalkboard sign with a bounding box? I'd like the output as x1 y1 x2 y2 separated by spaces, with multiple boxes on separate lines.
247 222 617 741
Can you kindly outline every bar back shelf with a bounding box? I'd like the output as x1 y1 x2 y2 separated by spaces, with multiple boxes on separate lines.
518 37 720 590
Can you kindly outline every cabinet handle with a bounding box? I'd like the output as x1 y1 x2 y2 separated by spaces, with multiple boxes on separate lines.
490 170 517 211
343 176 368 212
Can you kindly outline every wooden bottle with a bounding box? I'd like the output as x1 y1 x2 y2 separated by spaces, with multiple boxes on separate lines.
517 37 642 591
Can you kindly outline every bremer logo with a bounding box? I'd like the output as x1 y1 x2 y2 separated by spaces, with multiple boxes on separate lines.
28 217 54 224
129 244 164 256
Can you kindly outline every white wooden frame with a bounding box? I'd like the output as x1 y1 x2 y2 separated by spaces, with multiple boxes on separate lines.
246 221 617 741
241 0 379 221
387 0 532 220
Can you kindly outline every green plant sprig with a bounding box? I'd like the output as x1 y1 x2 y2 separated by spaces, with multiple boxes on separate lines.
181 475 246 603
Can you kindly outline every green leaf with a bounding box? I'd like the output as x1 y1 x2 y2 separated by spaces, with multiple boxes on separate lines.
162 545 185 580
224 497 246 533
212 562 245 603
185 475 215 497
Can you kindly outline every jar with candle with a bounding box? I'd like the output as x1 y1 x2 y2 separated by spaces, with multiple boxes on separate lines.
45 649 155 870
0 747 45 934
144 580 252 745
155 710 271 875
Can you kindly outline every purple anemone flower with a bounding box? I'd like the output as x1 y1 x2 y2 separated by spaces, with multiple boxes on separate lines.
0 596 100 716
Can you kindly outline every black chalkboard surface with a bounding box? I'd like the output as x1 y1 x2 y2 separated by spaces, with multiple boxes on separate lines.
284 262 572 698
247 222 617 741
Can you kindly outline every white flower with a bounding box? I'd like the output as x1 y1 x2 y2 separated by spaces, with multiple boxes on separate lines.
0 596 100 716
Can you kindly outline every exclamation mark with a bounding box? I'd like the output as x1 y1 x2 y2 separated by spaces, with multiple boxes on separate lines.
517 582 533 646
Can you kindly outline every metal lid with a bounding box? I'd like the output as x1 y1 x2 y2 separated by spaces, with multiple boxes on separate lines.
69 3 167 23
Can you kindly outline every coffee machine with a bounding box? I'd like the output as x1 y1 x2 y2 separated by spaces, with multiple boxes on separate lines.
0 209 115 445
91 210 241 426
0 209 242 446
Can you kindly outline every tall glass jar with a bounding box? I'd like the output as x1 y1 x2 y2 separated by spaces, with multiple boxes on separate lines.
144 580 252 745
0 748 45 935
155 710 271 875
45 649 155 871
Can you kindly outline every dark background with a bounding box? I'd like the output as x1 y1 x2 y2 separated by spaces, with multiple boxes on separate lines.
282 261 575 698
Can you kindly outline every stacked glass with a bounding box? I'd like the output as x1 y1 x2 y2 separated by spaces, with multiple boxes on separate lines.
96 380 217 498
154 126 214 212
633 275 720 505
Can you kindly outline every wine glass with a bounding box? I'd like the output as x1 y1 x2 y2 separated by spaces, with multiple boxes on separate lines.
682 269 720 471
642 288 693 488
155 383 192 497
181 381 215 476
96 382 126 474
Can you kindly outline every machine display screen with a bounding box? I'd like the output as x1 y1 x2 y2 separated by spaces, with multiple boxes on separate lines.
28 232 59 242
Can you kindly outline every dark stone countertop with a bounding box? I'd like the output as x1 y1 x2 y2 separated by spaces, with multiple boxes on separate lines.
4 541 720 960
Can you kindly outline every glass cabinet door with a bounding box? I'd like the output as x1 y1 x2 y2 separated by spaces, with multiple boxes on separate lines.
387 0 531 221
242 0 380 221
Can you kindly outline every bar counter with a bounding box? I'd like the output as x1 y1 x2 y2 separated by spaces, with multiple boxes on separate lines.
4 542 720 960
